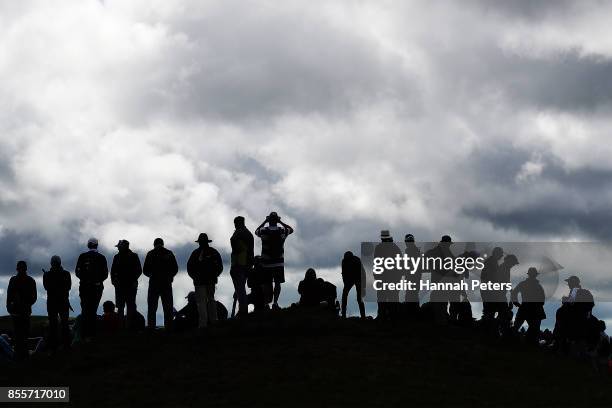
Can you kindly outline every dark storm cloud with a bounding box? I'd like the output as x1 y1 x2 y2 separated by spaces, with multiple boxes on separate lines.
460 145 612 239
465 205 612 240
499 53 612 112
470 0 577 20
3 1 612 318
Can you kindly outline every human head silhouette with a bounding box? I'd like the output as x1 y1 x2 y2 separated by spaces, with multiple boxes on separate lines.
16 260 27 275
153 238 164 248
234 216 245 228
87 237 98 250
103 300 115 314
115 240 129 251
305 268 316 280
343 251 353 260
380 230 393 242
491 247 504 260
565 275 581 289
196 233 212 247
439 235 452 249
268 211 279 225
50 255 62 268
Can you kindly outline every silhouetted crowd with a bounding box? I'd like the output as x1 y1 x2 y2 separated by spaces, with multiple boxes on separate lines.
3 216 611 375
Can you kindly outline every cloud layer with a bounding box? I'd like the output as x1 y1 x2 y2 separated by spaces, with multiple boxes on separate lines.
2 0 612 321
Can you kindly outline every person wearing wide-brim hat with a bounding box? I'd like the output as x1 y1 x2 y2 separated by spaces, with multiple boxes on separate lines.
187 232 223 330
511 267 546 344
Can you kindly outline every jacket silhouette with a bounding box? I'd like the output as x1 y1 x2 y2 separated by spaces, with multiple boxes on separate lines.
511 268 546 344
43 257 72 350
111 248 142 287
341 252 366 318
143 246 179 285
6 262 37 360
230 223 254 269
75 250 109 287
298 269 320 307
7 273 37 316
111 243 142 320
187 246 223 285
230 218 254 316
143 240 178 329
75 241 108 338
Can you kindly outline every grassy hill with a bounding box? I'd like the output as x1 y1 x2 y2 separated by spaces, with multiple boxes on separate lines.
2 309 611 407
0 315 51 338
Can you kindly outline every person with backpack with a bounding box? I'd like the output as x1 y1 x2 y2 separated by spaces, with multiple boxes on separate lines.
554 275 595 349
43 256 72 350
341 251 365 319
187 233 223 329
143 238 178 330
6 261 37 360
255 212 294 310
111 240 142 323
75 238 109 339
230 216 254 317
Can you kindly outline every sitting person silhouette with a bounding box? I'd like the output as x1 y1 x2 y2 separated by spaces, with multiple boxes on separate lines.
298 268 320 307
101 301 123 334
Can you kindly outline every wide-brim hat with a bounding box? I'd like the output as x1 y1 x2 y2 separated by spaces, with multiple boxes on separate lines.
196 233 213 243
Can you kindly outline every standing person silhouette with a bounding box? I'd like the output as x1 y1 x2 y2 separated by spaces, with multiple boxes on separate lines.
511 267 546 345
481 247 504 321
374 230 402 320
255 212 294 310
43 256 72 351
75 238 108 339
403 234 422 320
230 216 254 317
188 233 223 329
143 238 178 330
341 251 366 319
6 261 37 360
111 240 142 324
425 235 455 324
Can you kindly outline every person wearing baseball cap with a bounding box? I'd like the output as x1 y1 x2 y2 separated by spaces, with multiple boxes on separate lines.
187 233 223 330
143 238 179 330
75 237 109 339
555 275 595 349
111 239 142 325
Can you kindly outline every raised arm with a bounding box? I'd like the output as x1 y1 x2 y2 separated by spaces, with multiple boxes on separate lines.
254 218 268 237
279 220 294 235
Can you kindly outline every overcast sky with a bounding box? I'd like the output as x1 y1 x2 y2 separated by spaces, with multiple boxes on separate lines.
1 1 612 321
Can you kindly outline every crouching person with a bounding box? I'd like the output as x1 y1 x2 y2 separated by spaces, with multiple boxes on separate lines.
188 233 223 330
